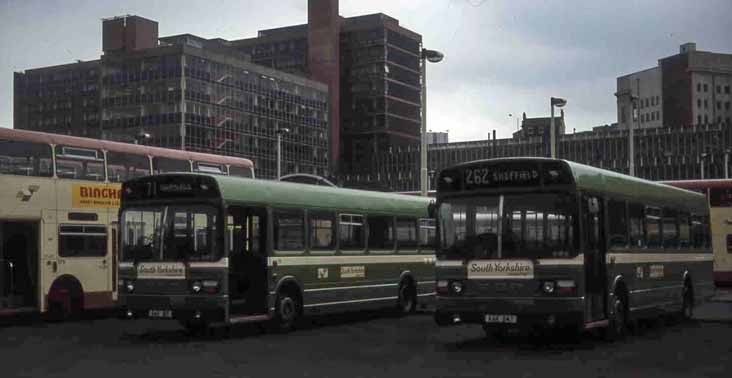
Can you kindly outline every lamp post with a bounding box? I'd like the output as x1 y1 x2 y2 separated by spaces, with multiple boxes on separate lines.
549 97 567 158
628 95 640 176
420 48 444 196
700 152 709 180
276 127 290 179
508 113 519 131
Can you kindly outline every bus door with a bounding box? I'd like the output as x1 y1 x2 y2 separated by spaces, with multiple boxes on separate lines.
583 196 607 321
0 220 39 310
226 206 268 316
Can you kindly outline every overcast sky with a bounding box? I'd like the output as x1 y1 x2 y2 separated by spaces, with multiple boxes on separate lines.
1 0 730 141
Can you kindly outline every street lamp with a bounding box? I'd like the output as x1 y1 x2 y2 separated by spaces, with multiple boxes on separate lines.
549 97 567 159
508 113 519 131
420 48 444 197
700 152 709 180
276 127 290 179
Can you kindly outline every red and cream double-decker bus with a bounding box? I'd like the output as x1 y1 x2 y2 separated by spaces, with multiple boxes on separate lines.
662 180 732 287
0 128 254 318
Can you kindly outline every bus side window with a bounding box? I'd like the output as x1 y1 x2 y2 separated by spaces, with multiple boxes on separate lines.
662 209 679 249
396 217 418 253
229 165 253 178
153 157 191 174
608 200 628 248
107 151 151 182
418 218 436 253
644 207 661 248
339 214 365 254
727 235 732 254
690 215 705 248
0 139 53 177
309 212 335 254
368 215 395 253
273 209 305 255
678 213 691 248
629 204 645 248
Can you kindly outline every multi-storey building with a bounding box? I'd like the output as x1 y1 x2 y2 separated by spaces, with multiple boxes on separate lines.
232 0 423 179
341 122 732 192
616 43 732 130
14 15 329 180
13 60 101 137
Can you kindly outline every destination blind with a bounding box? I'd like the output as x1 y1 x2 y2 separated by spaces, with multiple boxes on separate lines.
439 161 572 192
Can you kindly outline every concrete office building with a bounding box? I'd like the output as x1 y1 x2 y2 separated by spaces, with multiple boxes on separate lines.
14 15 329 179
617 43 732 130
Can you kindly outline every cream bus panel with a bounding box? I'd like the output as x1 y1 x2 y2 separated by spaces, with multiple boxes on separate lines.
0 176 56 219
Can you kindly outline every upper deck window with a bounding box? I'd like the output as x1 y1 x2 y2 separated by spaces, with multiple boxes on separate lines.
194 162 226 175
229 165 253 178
107 151 150 182
55 145 105 181
0 139 53 177
153 157 191 174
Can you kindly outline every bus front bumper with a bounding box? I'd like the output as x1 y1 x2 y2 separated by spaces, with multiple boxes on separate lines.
118 294 227 323
434 295 584 330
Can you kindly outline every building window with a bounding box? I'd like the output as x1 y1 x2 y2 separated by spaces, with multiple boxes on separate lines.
704 114 709 123
726 102 730 111
717 85 722 94
704 83 708 92
697 99 702 108
697 83 701 92
718 101 722 110
698 115 702 124
725 86 730 94
704 99 708 109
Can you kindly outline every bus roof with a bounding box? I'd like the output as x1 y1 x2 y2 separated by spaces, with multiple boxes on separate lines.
140 173 433 217
0 127 254 168
661 179 732 190
441 157 707 212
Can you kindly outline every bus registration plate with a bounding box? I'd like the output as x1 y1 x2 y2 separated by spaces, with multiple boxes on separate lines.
484 314 517 324
148 309 172 319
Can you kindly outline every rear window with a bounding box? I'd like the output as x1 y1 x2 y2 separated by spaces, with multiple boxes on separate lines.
58 224 107 257
0 139 53 177
194 161 226 174
107 151 150 182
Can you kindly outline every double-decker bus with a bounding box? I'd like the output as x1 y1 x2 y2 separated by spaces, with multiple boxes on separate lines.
117 173 435 332
661 179 732 287
0 128 254 318
433 158 714 339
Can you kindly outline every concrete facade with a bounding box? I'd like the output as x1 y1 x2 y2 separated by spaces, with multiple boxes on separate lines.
14 16 329 180
617 43 732 129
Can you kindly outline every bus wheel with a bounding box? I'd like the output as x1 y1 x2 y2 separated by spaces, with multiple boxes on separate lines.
396 280 416 315
271 289 300 333
680 284 694 321
606 295 628 341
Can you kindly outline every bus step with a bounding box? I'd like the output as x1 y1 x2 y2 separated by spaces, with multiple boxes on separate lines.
228 314 270 324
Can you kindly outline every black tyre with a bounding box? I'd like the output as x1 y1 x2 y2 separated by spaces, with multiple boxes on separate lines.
396 280 416 315
271 289 301 333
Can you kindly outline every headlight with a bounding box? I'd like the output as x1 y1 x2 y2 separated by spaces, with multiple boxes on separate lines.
450 281 464 294
126 282 135 293
542 281 555 294
202 280 219 294
191 281 202 293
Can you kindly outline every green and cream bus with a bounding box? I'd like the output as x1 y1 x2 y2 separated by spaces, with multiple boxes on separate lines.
433 158 714 339
117 173 435 332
